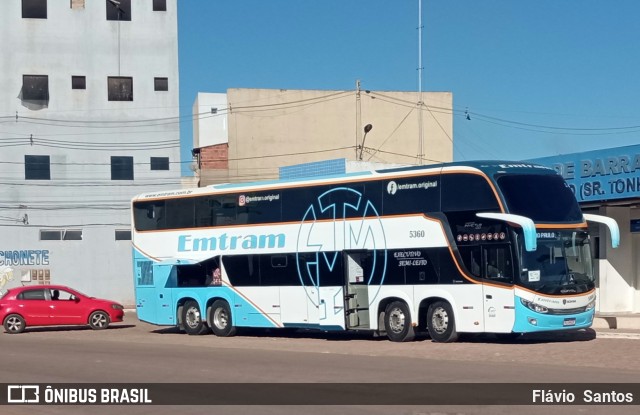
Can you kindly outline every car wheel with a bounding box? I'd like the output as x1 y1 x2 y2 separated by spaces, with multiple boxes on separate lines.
384 301 415 342
182 300 208 335
3 314 26 334
88 311 110 330
209 300 237 337
427 301 459 343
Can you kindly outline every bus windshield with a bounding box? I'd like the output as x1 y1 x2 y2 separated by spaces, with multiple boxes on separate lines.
517 231 594 294
497 174 583 223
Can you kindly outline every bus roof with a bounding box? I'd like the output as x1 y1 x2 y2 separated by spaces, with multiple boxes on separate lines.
132 160 556 201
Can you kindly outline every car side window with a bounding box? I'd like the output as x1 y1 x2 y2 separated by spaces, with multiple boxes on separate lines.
48 289 76 301
18 289 46 300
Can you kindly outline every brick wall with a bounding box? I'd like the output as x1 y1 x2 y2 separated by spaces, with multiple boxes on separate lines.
200 143 229 170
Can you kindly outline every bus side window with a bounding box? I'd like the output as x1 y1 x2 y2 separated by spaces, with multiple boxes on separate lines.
458 246 481 278
484 245 513 282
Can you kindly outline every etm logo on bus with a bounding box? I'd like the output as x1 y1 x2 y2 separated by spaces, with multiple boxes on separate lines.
295 187 388 299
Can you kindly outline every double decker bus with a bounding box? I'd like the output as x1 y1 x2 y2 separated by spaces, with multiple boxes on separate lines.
131 161 619 342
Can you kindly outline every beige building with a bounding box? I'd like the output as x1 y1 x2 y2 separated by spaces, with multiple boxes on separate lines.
193 88 453 185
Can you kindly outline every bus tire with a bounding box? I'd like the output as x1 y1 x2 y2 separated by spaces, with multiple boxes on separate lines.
427 301 459 343
3 314 26 334
209 300 237 337
182 300 208 335
384 301 415 342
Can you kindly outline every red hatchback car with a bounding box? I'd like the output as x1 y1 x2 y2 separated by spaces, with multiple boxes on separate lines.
0 285 124 334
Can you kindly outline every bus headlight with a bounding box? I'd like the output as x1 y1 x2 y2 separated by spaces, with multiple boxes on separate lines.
585 300 596 311
520 298 549 314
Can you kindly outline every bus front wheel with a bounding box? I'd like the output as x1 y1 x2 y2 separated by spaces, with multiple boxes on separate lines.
182 300 208 335
383 301 415 342
209 300 237 337
427 301 459 343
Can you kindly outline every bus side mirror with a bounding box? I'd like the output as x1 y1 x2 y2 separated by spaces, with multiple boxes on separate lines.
583 214 620 248
476 212 537 252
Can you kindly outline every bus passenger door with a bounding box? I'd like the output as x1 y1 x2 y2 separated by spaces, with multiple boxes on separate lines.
344 251 370 329
482 244 516 333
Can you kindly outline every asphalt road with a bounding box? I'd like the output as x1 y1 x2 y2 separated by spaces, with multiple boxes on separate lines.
1 312 639 415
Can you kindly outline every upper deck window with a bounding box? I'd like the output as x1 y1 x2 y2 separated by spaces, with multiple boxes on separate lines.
497 174 582 223
441 173 500 212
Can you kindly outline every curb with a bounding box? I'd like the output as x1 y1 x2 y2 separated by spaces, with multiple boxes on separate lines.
592 315 640 330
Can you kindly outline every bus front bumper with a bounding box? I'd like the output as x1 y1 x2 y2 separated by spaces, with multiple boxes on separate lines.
513 300 595 333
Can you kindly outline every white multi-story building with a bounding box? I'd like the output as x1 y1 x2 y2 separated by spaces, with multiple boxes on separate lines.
0 0 182 304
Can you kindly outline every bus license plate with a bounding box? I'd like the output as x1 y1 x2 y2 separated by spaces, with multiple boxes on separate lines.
563 318 576 327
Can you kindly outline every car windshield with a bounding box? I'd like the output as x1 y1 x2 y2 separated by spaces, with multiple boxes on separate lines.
517 230 594 293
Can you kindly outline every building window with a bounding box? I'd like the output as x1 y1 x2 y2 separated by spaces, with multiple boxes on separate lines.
72 76 86 90
63 230 83 240
150 157 169 171
40 230 61 240
154 77 168 91
111 156 134 180
23 0 47 19
108 77 133 101
22 75 49 102
25 155 51 180
115 230 132 240
39 229 83 241
106 0 131 21
153 0 166 11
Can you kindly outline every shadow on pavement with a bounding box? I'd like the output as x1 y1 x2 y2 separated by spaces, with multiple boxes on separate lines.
149 325 597 344
17 324 136 334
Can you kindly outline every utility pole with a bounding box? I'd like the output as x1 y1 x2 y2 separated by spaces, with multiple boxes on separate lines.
356 79 362 160
417 0 424 165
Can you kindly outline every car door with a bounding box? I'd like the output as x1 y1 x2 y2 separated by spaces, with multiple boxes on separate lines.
47 289 84 325
17 289 50 325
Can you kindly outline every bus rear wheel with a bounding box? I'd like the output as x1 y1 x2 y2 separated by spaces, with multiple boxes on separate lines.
384 301 415 342
182 300 208 335
209 300 237 337
427 301 459 343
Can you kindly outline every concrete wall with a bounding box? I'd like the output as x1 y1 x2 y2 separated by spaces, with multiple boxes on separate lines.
195 88 453 185
595 206 638 313
0 1 182 304
193 92 228 148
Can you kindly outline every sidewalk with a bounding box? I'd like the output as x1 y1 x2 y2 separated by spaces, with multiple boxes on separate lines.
593 313 640 330
126 309 640 336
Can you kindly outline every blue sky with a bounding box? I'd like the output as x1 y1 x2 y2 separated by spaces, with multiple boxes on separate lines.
177 1 640 174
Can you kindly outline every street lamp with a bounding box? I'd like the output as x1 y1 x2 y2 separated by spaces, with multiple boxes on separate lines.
358 124 373 161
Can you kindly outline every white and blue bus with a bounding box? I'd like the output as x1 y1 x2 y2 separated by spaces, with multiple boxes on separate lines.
131 161 619 342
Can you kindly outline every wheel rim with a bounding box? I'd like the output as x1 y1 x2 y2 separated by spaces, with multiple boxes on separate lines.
213 307 228 329
185 306 201 329
431 306 449 334
388 307 405 334
92 313 108 328
6 316 22 332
